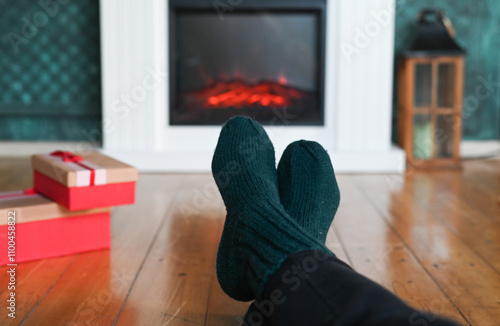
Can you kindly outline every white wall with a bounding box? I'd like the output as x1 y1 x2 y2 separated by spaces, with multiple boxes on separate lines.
100 0 405 173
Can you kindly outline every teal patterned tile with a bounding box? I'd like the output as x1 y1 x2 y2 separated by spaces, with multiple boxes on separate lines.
0 0 101 141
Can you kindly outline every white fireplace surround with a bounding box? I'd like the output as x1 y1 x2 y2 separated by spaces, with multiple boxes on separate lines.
100 0 405 173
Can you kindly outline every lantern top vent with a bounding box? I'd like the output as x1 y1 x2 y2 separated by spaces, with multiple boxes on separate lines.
403 10 465 58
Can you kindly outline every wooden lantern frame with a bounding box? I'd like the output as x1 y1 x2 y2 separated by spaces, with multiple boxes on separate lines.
398 55 464 169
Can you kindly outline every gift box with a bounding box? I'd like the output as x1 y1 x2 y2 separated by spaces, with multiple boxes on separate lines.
32 151 138 211
0 190 111 266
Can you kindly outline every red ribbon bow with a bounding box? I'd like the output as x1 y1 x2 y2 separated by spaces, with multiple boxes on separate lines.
50 151 96 186
50 151 83 163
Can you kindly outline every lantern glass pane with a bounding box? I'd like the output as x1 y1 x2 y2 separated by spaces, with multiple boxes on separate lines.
438 63 456 108
413 114 433 160
414 63 432 108
436 114 454 158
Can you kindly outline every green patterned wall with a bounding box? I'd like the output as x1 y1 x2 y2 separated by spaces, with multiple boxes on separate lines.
0 0 101 141
395 0 500 141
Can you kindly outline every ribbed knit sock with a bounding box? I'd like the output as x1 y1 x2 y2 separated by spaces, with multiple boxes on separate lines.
244 140 341 323
277 140 340 243
212 116 332 302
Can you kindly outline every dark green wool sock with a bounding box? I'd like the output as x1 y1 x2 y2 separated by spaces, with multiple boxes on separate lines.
212 116 332 302
244 140 341 323
277 140 340 243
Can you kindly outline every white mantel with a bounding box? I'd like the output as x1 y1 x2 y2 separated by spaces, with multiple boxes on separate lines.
100 0 405 173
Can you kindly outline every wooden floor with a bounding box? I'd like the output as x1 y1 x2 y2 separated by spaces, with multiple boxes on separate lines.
0 158 499 325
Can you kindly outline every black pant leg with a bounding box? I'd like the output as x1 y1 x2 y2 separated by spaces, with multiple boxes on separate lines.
243 250 461 326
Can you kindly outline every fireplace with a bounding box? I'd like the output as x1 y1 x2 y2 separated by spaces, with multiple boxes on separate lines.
169 0 326 125
100 0 405 173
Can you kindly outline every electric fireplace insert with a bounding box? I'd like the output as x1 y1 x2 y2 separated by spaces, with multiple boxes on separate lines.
169 0 326 125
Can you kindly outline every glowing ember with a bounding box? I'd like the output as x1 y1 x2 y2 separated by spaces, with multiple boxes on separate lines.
188 79 305 109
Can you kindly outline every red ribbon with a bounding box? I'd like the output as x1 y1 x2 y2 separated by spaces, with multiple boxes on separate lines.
50 151 96 186
0 188 37 200
23 188 37 195
50 151 83 163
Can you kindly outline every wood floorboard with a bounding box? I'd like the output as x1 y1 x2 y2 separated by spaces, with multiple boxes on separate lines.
355 174 500 325
0 256 76 323
336 176 467 324
17 175 182 325
417 171 500 274
459 164 500 222
326 227 351 266
0 159 498 325
115 175 223 326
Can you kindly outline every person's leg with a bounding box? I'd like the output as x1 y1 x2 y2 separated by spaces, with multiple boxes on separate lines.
212 117 460 326
243 140 459 326
245 250 460 326
212 116 333 301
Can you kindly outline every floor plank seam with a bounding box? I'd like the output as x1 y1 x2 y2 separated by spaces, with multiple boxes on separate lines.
20 255 79 325
111 190 181 326
353 176 472 326
331 227 355 268
203 213 225 326
430 193 500 277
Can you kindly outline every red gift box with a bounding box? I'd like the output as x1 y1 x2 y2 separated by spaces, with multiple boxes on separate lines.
32 151 138 211
0 190 111 266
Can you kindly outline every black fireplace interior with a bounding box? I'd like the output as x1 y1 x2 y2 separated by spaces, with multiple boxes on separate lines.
169 0 326 126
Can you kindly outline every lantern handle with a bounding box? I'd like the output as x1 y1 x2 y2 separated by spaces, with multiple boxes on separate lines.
416 9 443 24
417 9 456 37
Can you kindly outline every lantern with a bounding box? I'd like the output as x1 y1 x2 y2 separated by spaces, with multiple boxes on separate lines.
398 10 465 169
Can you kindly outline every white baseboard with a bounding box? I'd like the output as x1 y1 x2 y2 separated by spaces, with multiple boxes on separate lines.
0 142 98 157
460 140 500 159
101 146 406 174
4 140 498 171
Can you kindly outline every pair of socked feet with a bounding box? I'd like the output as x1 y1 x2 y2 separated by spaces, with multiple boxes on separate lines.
212 116 340 303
